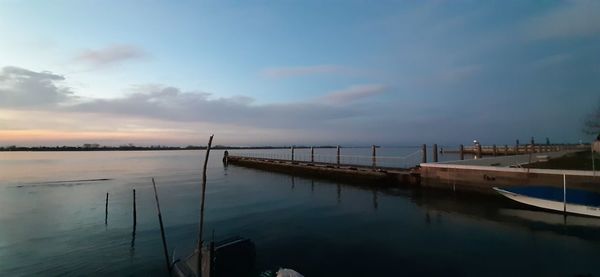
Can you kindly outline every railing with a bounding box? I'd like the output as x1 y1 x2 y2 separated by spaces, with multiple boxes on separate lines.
232 150 422 169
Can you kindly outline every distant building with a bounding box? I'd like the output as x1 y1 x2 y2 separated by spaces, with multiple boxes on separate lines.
83 143 100 148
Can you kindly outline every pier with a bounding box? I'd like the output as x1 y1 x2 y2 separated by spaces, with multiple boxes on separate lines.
225 143 599 194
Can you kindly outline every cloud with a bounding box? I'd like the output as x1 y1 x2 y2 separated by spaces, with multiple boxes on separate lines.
67 85 362 129
320 84 387 105
524 1 600 40
74 44 147 67
262 65 352 78
0 66 74 107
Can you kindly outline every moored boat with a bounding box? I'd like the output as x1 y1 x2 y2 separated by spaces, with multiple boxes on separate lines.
493 186 600 218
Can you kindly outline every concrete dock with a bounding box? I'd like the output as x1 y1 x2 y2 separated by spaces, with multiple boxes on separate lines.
420 150 600 194
226 145 599 195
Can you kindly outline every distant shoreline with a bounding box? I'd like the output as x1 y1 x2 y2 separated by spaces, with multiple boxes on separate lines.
0 145 345 152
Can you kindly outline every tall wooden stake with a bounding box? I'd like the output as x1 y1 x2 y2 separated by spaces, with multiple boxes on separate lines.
133 189 137 229
105 192 109 225
371 145 376 168
152 178 171 272
198 135 214 276
563 174 567 214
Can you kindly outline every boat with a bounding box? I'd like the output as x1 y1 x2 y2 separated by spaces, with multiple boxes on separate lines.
493 185 600 218
172 236 256 277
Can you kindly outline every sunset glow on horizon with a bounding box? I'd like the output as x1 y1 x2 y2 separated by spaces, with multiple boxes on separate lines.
1 1 599 146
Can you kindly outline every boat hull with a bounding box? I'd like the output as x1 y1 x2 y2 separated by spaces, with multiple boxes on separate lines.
493 187 600 218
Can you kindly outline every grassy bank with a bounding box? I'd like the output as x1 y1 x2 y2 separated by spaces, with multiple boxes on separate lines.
525 151 599 170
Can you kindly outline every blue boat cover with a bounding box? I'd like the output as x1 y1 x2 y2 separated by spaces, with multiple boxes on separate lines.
506 187 600 207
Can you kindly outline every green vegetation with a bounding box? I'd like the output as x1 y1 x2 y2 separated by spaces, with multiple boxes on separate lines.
525 151 599 171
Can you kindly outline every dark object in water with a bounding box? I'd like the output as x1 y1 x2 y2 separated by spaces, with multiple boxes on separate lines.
172 236 256 277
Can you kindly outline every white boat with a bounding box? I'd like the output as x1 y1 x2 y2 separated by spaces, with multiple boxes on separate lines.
493 186 600 218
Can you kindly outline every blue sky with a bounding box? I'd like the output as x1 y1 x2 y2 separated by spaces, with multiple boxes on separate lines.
0 0 599 146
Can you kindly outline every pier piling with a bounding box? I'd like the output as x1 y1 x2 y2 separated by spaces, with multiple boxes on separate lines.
310 147 314 163
432 144 438 163
372 145 377 167
133 189 137 229
459 144 464 160
336 145 341 166
105 192 109 225
422 144 427 163
291 146 295 161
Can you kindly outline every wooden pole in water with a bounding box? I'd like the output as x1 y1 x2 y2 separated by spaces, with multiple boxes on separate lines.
152 178 171 272
459 144 464 160
422 144 427 163
133 189 137 229
563 174 567 214
336 145 340 166
432 144 438 163
291 146 294 161
105 192 109 225
198 135 214 276
372 145 376 167
592 145 596 178
310 147 314 163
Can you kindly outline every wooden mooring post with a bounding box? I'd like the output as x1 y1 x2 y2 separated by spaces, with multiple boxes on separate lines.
371 145 377 167
291 146 295 161
422 144 427 163
152 178 171 272
459 144 464 160
336 145 341 166
432 144 438 163
133 189 137 229
310 147 314 163
105 192 109 225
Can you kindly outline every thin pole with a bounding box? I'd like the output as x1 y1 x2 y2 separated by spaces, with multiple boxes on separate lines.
422 144 427 163
372 145 376 168
459 144 464 160
563 174 567 214
310 147 314 163
105 192 109 225
152 178 171 272
198 135 214 276
592 145 596 177
133 189 137 229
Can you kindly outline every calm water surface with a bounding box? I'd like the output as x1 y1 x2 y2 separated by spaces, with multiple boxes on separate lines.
1 150 599 276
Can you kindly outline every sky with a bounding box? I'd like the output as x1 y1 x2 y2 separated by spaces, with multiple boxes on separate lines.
1 0 599 147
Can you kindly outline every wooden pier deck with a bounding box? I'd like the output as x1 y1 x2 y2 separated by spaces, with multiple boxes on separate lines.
225 143 598 195
226 156 420 186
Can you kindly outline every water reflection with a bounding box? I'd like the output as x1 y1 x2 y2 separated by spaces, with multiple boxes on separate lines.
3 150 600 276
